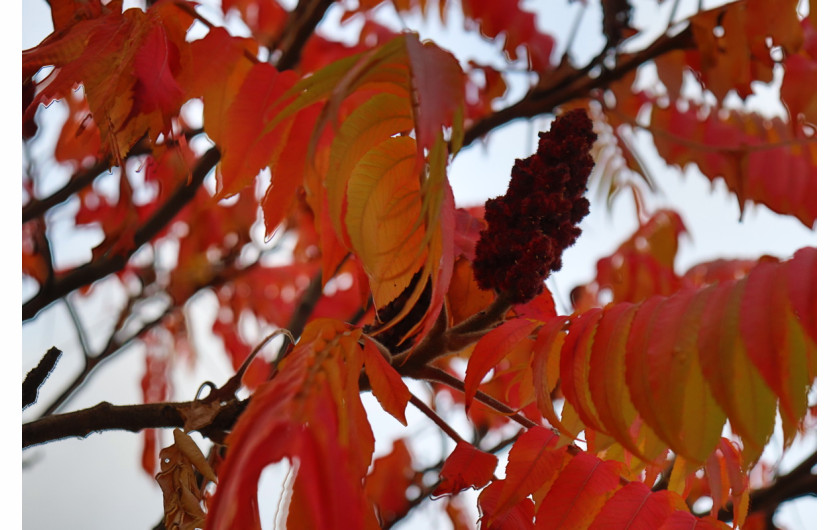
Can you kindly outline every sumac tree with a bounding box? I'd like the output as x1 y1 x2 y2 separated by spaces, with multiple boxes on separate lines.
22 0 816 529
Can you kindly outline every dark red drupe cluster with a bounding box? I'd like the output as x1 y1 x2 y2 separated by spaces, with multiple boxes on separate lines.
472 109 596 303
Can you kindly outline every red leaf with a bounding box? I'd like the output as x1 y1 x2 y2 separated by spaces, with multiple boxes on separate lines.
697 279 775 464
625 291 697 457
786 247 817 342
131 23 184 120
206 321 374 530
404 34 465 154
560 249 814 466
485 426 567 526
535 452 623 529
559 308 605 432
659 511 731 529
460 0 555 71
589 482 685 528
434 441 498 496
780 18 816 124
740 257 805 428
362 339 410 425
650 102 816 228
478 480 536 530
215 64 299 197
464 318 539 409
221 0 288 47
364 440 416 525
587 302 659 461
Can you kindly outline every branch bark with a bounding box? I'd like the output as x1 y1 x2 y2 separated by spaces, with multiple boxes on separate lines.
710 451 817 523
22 147 220 322
273 0 334 71
23 398 248 448
460 26 694 148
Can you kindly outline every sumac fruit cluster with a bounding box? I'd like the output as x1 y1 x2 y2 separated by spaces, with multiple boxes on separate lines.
472 108 596 303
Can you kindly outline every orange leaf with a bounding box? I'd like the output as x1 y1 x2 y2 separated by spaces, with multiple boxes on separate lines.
362 339 410 425
650 102 816 228
205 320 374 530
344 135 426 307
704 439 749 526
531 316 567 432
447 258 496 326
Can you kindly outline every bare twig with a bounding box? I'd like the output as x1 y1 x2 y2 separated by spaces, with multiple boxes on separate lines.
205 329 293 402
702 451 817 523
272 0 335 72
23 147 221 322
36 307 173 418
62 296 92 358
408 394 465 445
286 269 324 340
460 26 694 148
417 366 538 429
23 347 62 409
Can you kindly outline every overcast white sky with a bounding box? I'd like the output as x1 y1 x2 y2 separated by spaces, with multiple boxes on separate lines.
19 1 824 529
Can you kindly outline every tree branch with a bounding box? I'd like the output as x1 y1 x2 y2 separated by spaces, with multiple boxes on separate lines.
461 26 694 148
22 139 147 223
416 366 538 429
408 393 465 445
36 306 172 418
23 398 248 449
273 0 334 72
710 451 817 523
23 347 62 409
23 147 220 322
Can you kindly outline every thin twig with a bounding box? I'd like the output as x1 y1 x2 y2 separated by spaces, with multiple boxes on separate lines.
701 451 817 522
173 1 259 63
417 366 538 429
62 296 92 358
273 0 335 72
408 394 465 445
206 329 293 401
36 307 173 418
23 147 220 322
23 347 62 409
460 26 694 148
